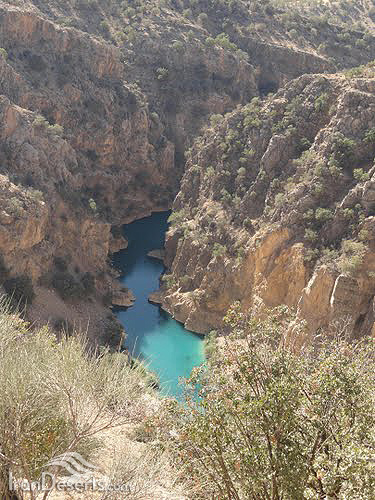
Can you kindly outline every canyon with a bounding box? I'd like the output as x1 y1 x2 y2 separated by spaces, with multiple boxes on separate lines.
0 0 375 344
2 2 375 499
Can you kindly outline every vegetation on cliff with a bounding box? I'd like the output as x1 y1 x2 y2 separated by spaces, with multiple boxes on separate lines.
162 66 375 336
1 0 375 335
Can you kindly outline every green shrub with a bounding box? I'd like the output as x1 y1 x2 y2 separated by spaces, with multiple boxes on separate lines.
321 246 339 262
338 239 367 275
33 114 49 129
210 114 223 126
4 275 35 309
313 182 324 196
274 192 286 206
180 275 191 287
364 128 375 143
220 188 232 204
299 137 312 152
156 67 169 81
197 12 208 26
359 229 370 242
172 40 184 51
57 16 76 27
206 166 215 177
214 33 238 51
7 197 24 217
168 209 187 226
331 133 356 169
89 197 97 212
161 274 176 288
315 207 333 223
212 243 226 257
353 168 370 182
27 187 44 202
100 20 110 36
304 228 318 242
48 123 64 136
52 271 84 301
168 305 375 499
304 248 320 262
314 92 328 112
203 330 217 359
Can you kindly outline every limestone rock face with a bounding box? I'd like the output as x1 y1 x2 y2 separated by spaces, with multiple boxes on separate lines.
362 180 375 212
0 0 374 340
163 74 375 338
0 175 48 277
148 291 163 306
109 234 128 255
330 275 361 316
147 249 165 262
161 228 308 333
297 267 336 332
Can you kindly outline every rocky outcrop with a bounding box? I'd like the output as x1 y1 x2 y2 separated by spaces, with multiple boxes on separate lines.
109 233 128 255
163 72 375 339
148 291 163 306
147 249 165 262
0 0 374 340
112 287 135 308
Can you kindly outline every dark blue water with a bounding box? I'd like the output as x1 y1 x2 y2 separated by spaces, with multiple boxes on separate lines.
112 211 204 399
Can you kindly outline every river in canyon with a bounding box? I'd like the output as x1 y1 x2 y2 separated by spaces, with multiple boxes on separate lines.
112 211 204 400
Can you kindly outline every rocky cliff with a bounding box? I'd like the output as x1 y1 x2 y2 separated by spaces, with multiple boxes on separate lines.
0 0 374 341
163 67 375 341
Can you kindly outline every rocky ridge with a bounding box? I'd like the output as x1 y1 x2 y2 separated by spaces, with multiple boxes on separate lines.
162 68 375 340
0 0 374 340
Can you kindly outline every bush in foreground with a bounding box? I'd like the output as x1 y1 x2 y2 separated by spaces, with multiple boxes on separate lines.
167 305 375 499
0 303 160 499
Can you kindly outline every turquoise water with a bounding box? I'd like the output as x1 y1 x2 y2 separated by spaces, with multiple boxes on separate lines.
112 211 204 399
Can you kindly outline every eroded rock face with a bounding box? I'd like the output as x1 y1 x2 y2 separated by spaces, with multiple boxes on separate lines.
297 267 336 332
0 174 48 276
0 0 374 340
163 74 375 338
112 287 135 308
0 3 259 339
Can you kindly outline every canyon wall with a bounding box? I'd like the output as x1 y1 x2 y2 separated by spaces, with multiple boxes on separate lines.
163 72 375 341
0 0 374 340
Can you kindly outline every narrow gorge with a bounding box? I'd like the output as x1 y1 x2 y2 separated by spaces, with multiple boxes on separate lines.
1 1 375 499
112 211 204 399
1 0 375 348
